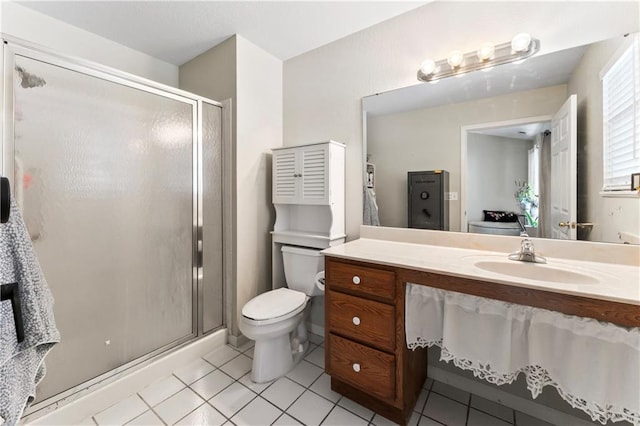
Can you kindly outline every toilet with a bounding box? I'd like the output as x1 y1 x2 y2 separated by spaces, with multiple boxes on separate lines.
239 245 324 383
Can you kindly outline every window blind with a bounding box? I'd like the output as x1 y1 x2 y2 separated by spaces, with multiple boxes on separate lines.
602 35 640 191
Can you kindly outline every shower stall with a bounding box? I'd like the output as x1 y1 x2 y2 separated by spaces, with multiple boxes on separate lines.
1 38 229 413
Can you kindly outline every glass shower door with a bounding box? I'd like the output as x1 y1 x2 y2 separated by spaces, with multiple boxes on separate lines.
11 54 197 402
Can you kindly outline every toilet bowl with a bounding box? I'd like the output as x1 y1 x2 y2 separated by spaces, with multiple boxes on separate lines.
239 245 324 383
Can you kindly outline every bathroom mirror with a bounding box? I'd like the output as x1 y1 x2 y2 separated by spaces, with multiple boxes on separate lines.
363 33 640 244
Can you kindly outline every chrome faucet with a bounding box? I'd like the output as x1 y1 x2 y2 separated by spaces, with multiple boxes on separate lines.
508 238 547 264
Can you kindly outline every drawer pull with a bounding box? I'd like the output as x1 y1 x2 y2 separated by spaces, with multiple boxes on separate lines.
352 276 361 285
352 316 360 326
352 363 361 373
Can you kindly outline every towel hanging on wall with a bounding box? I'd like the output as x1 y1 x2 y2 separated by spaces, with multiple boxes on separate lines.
0 195 60 426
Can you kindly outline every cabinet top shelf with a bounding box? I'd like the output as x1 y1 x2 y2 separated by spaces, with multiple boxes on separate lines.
272 140 345 152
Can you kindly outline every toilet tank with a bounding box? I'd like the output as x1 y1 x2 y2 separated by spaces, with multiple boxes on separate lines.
281 246 324 296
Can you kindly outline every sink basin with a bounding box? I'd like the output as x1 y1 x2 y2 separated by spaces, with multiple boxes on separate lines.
473 260 601 285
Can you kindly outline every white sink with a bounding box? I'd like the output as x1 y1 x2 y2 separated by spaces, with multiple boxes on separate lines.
473 259 601 285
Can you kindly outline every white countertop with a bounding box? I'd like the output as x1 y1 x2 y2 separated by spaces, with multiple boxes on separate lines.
322 238 640 306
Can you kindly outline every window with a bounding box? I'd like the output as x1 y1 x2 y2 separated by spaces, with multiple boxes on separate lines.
601 34 640 191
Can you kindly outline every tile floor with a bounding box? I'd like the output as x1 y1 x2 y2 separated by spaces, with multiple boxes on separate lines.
84 333 554 426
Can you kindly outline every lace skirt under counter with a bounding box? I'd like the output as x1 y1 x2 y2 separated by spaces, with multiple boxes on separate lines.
405 284 640 425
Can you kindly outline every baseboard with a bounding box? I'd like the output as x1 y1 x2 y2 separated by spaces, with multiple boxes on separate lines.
227 332 249 348
27 329 227 426
428 366 595 426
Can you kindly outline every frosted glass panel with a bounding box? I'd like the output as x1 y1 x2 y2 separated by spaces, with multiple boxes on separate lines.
13 55 195 401
202 102 223 333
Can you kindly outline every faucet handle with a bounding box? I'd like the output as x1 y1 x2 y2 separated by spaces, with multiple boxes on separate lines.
521 238 534 253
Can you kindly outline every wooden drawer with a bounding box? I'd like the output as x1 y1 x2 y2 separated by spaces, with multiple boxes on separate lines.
327 259 395 301
327 334 395 401
327 290 395 352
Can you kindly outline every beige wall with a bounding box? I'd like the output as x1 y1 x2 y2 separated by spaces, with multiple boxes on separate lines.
367 85 567 230
283 1 639 241
180 35 282 337
568 36 640 244
0 2 178 86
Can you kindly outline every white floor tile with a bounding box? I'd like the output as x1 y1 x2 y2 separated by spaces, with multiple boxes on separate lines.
138 375 185 406
470 395 514 422
285 360 323 387
261 377 306 410
125 410 164 426
287 390 335 426
238 372 272 394
338 397 375 422
407 410 421 426
309 374 341 403
414 389 429 413
236 340 255 353
308 333 324 345
94 394 148 426
208 382 257 418
204 345 241 367
173 358 216 385
219 354 252 379
230 397 282 426
424 377 434 390
370 413 399 426
304 345 325 369
322 405 368 425
272 413 303 426
191 369 235 400
245 347 255 359
515 411 555 426
419 415 443 425
468 408 512 426
154 388 205 425
75 416 97 425
175 404 227 426
423 393 468 426
431 380 470 404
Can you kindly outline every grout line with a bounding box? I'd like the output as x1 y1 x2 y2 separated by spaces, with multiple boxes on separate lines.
130 394 167 426
170 400 211 426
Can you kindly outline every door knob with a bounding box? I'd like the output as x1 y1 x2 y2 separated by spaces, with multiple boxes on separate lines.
352 363 361 372
558 222 572 228
352 276 360 285
352 316 360 326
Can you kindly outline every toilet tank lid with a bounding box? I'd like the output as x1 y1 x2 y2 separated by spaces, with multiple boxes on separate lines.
281 246 323 256
242 288 307 321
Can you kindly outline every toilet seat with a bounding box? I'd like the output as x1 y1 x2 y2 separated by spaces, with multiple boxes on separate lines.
242 287 307 326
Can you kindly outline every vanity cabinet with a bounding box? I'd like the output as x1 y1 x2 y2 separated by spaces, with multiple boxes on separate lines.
324 257 428 425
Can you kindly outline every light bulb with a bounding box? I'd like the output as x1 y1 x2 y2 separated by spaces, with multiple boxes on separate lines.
511 33 532 52
420 59 436 75
447 50 464 68
477 42 495 61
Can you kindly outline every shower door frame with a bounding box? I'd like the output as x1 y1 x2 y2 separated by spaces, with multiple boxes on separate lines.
1 35 232 416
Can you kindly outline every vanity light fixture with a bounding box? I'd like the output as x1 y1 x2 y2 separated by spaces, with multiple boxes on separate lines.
417 33 540 82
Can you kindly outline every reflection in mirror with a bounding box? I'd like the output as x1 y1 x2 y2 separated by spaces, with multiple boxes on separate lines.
363 33 640 244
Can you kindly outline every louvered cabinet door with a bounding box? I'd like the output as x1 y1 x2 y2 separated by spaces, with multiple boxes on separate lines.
273 150 298 204
300 144 330 204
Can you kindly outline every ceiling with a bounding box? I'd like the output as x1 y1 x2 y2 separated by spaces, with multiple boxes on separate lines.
17 1 427 65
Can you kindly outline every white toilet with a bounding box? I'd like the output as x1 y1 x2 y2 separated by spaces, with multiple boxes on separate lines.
239 245 324 383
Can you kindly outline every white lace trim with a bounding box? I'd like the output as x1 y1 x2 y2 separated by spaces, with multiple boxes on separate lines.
409 337 640 426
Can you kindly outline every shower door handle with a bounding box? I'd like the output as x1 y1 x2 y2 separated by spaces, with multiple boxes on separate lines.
197 240 203 268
